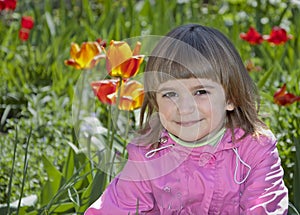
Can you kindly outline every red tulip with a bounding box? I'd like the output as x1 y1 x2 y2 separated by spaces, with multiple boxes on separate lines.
264 27 292 45
91 79 144 111
19 28 30 41
91 79 120 105
0 1 5 10
0 0 17 11
274 84 300 106
21 16 34 29
240 27 263 45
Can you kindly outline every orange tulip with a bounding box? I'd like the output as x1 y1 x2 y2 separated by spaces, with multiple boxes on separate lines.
274 84 300 106
245 60 262 72
91 79 119 105
106 40 144 78
117 80 144 111
64 41 104 69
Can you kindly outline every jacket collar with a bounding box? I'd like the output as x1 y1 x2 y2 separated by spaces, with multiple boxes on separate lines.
160 128 245 153
144 128 246 159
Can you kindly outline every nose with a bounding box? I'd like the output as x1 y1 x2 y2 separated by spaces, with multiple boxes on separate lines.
176 95 196 115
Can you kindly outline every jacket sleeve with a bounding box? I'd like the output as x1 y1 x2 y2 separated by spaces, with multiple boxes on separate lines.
239 134 289 214
84 144 156 215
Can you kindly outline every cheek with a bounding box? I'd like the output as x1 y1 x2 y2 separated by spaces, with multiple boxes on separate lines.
157 98 177 113
158 105 174 119
197 99 227 117
158 111 172 131
210 105 228 123
195 98 212 113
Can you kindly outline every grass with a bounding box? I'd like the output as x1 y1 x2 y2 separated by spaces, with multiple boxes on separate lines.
1 0 300 213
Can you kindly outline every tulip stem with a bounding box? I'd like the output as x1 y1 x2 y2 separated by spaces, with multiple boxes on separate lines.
75 71 86 141
107 77 123 180
122 110 131 156
107 105 112 145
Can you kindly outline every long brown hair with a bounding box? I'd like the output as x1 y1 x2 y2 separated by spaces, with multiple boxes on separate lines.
137 24 266 145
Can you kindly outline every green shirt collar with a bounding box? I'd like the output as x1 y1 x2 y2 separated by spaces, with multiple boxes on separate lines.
168 128 226 148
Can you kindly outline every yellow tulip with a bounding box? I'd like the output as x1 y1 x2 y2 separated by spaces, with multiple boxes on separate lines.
117 80 144 111
106 40 144 78
64 41 104 69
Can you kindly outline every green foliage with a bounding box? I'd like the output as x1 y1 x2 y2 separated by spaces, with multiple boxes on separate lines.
1 0 300 213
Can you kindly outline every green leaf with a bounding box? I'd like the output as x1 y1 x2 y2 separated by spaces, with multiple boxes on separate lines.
77 171 106 213
40 155 63 206
48 202 74 213
83 0 95 24
45 12 56 36
257 67 274 89
62 147 75 181
68 186 80 206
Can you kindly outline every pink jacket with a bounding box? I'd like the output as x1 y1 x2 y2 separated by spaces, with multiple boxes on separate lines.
85 128 288 214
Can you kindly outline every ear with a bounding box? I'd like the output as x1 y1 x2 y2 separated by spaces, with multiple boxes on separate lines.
226 101 235 111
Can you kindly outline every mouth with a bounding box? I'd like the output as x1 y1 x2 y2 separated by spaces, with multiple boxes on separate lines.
175 119 202 127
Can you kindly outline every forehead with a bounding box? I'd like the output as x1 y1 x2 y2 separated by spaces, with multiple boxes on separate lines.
157 78 223 92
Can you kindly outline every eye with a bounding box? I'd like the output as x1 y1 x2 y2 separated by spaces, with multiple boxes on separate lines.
162 91 178 98
195 89 208 95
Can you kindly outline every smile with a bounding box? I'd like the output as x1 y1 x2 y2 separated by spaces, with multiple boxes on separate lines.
175 120 202 127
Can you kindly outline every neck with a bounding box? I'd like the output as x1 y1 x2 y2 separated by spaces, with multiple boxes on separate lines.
168 127 226 148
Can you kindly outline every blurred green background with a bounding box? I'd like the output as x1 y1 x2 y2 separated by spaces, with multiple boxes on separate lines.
1 0 299 214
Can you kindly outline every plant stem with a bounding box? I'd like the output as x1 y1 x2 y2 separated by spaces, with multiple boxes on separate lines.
122 111 131 156
87 133 94 177
75 71 87 141
16 126 32 215
6 125 19 215
107 105 112 145
107 77 122 182
108 77 122 150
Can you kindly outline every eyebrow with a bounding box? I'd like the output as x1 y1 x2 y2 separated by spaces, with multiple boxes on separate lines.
190 85 215 91
157 84 215 93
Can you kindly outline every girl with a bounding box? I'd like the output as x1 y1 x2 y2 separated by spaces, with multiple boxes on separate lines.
85 24 288 214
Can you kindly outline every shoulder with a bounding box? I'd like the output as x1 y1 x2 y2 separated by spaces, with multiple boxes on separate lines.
245 128 276 148
221 128 276 149
126 142 149 161
237 129 280 166
234 127 277 148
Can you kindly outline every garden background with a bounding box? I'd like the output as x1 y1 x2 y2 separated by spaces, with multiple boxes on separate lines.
1 0 300 214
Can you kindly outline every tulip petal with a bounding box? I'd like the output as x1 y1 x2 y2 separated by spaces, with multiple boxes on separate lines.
70 43 80 60
106 40 133 71
64 59 81 69
265 27 292 45
19 28 30 41
132 41 142 56
118 80 144 110
240 27 263 45
106 40 144 78
21 16 34 29
66 41 102 69
91 79 119 105
110 56 144 78
274 84 300 106
76 42 102 68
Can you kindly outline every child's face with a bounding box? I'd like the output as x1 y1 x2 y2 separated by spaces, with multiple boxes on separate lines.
156 78 234 142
